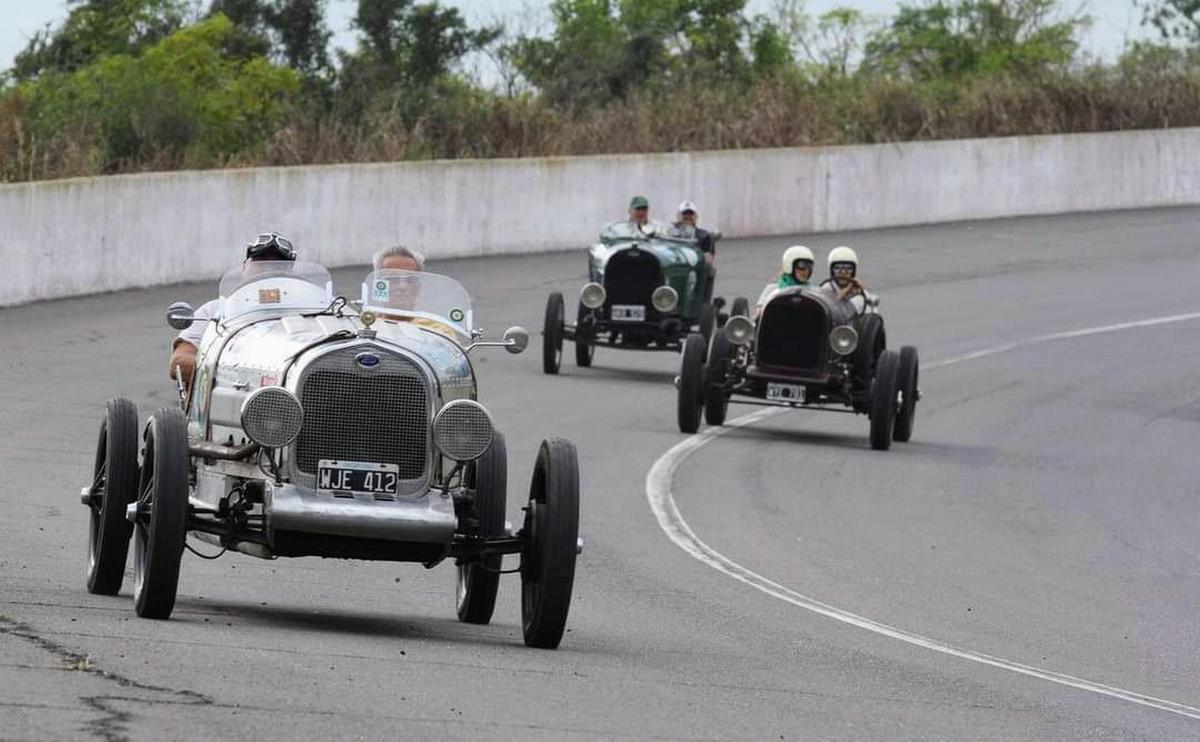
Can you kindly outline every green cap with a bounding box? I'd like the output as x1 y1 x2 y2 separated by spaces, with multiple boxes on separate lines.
629 195 649 209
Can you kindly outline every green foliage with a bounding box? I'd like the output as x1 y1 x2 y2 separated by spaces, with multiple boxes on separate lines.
10 0 193 83
19 15 300 169
863 0 1086 80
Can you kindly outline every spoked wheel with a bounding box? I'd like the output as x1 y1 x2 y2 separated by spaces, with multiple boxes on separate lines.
704 332 732 426
520 439 580 649
133 407 189 619
542 292 565 375
457 432 507 624
869 350 901 451
86 398 139 595
893 346 920 443
574 303 595 368
697 302 716 344
677 332 706 434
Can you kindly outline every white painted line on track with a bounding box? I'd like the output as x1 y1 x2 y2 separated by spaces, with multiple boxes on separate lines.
646 311 1200 721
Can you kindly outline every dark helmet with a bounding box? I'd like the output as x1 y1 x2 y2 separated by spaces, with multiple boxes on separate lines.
246 232 297 262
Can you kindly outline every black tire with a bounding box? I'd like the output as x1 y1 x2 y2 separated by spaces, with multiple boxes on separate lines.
893 346 919 443
542 292 564 375
677 332 706 434
697 302 716 344
574 303 594 368
457 432 507 624
730 296 750 317
704 332 732 426
521 438 580 649
869 350 901 451
853 314 887 390
86 398 139 596
133 407 189 619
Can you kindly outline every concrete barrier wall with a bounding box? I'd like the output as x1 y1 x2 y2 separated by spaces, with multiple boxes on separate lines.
2 127 1198 306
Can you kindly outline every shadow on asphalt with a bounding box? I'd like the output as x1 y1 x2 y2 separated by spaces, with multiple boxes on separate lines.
550 364 676 386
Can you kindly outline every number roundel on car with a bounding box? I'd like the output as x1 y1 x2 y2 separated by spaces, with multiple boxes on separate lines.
449 308 465 323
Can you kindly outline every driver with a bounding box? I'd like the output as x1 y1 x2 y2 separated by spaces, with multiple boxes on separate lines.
168 232 296 389
755 245 814 315
671 200 717 301
627 195 650 227
371 246 457 337
819 246 874 314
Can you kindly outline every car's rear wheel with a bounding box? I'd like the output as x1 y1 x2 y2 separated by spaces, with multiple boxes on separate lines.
574 302 595 368
697 302 716 343
542 292 564 375
730 296 750 318
677 332 706 434
133 407 189 619
86 398 139 596
521 439 580 649
893 346 920 443
869 350 901 451
457 432 506 624
853 314 886 399
704 332 732 426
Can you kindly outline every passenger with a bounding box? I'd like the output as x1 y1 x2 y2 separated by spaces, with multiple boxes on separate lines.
755 245 814 315
168 232 296 389
819 246 874 314
671 200 717 301
372 246 457 337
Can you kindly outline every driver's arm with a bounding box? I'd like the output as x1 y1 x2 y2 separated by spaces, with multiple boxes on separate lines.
169 339 198 388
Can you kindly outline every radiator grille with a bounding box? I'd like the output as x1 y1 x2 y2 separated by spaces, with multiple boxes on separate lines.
293 347 428 482
757 294 828 370
604 249 662 317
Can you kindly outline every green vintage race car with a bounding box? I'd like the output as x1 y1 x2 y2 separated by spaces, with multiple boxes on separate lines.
542 221 745 374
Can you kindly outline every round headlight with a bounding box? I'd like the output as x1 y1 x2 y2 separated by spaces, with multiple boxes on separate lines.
580 282 606 309
724 315 754 346
652 285 679 313
829 325 859 355
240 387 304 448
432 400 495 462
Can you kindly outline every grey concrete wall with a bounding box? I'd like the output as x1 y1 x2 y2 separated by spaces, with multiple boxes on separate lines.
2 127 1197 306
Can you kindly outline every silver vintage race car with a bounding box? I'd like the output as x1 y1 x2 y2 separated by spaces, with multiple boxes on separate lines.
82 262 582 648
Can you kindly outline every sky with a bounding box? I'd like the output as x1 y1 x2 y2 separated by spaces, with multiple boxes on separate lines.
0 0 1152 78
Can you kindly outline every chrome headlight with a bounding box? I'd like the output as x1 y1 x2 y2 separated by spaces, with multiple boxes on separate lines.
580 282 606 310
432 400 495 462
652 285 679 313
724 315 754 346
239 387 304 448
829 325 859 355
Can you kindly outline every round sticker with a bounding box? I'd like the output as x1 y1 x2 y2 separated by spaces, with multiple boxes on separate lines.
375 280 387 291
449 308 465 323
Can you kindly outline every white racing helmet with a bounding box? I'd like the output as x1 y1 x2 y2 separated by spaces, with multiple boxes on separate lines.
781 245 815 275
827 245 859 277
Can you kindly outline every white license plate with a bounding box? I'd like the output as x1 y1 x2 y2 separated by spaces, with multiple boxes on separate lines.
317 460 399 496
766 383 806 403
611 304 646 322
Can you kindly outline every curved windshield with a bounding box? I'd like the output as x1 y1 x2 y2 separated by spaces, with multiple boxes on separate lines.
361 270 473 338
601 220 692 244
218 261 333 321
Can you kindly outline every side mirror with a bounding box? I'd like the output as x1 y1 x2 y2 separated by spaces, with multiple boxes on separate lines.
866 295 881 309
167 301 196 330
502 326 530 355
711 229 723 242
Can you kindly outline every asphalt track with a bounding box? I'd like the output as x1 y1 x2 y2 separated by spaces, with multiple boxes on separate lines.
2 207 1198 740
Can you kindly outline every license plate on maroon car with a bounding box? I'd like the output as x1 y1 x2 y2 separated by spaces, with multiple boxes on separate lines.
611 305 645 322
767 383 806 403
318 460 399 496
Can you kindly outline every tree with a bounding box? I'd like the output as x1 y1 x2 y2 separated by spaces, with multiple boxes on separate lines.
207 0 332 77
1138 0 1200 44
11 0 192 82
863 0 1087 80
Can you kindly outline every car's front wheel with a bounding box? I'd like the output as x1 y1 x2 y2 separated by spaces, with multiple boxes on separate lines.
869 350 901 451
574 302 595 368
542 292 565 375
86 397 139 596
677 332 707 433
457 432 507 624
893 346 919 442
133 407 189 619
521 439 580 649
704 332 732 426
697 302 716 344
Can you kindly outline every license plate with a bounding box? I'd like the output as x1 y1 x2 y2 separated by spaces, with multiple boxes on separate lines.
317 460 399 496
611 304 646 322
766 383 806 403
